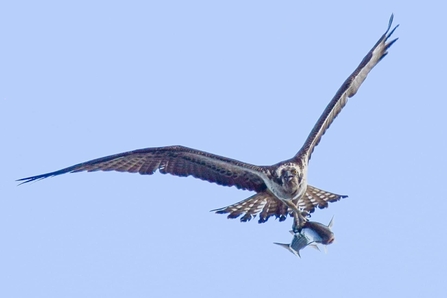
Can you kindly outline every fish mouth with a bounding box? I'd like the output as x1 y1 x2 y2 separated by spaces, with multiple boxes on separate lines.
325 236 335 245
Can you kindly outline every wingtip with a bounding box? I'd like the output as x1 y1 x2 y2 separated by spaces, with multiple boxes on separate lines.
385 14 400 39
387 25 399 41
16 176 42 186
387 37 399 48
16 179 27 186
16 165 80 186
16 172 59 186
386 13 399 38
388 14 394 30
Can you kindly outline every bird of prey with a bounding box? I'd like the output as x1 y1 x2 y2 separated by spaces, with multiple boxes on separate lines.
18 15 398 231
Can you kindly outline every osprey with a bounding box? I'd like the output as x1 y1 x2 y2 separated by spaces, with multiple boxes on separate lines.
18 16 398 231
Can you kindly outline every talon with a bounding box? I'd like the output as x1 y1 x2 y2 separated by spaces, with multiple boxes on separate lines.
291 210 309 233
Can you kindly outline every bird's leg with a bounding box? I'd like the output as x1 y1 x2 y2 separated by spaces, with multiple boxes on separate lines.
283 200 307 233
292 212 308 233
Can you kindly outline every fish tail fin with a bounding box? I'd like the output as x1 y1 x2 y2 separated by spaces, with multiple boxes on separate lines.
273 242 289 250
273 242 300 258
328 216 335 229
309 244 321 252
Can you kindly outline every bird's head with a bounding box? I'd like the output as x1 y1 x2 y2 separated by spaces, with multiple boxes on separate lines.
278 165 303 190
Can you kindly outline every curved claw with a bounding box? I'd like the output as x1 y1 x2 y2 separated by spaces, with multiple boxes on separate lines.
283 200 308 232
292 212 308 233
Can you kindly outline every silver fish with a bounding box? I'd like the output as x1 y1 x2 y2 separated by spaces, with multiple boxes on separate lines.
302 217 335 245
274 231 319 258
274 217 335 257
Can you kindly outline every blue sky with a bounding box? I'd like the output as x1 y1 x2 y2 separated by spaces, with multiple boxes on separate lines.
2 1 446 297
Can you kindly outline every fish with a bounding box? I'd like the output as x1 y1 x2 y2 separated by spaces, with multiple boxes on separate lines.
302 216 335 245
274 217 335 257
274 231 319 258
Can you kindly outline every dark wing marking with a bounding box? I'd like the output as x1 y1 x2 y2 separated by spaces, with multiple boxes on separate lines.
213 185 346 223
17 145 267 192
296 15 399 162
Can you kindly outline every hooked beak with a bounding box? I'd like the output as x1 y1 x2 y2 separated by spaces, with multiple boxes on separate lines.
284 171 295 182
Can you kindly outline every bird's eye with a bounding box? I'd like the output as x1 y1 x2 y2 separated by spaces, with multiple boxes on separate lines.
291 169 297 175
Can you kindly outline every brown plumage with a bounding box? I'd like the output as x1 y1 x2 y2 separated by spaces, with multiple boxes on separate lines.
18 15 398 229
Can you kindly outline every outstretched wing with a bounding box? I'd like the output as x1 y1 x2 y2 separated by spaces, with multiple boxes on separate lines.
17 145 268 192
296 15 398 162
213 185 346 223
